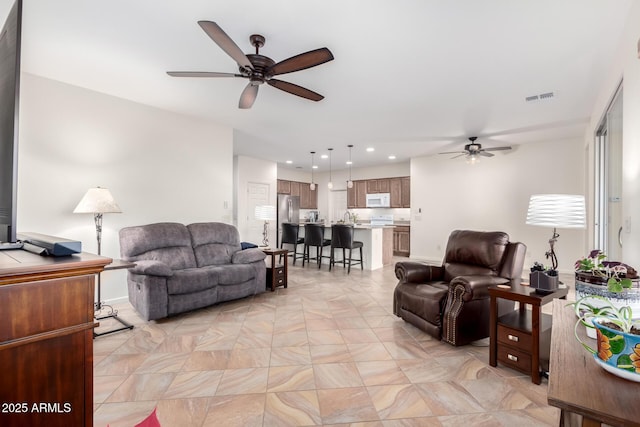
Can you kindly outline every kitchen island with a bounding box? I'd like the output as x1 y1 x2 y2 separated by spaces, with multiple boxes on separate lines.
298 223 394 270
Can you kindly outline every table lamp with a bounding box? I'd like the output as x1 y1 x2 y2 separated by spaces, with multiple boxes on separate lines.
255 205 276 247
526 194 586 270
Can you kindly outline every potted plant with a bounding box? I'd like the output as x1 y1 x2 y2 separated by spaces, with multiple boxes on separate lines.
571 295 640 382
529 261 559 293
574 250 640 315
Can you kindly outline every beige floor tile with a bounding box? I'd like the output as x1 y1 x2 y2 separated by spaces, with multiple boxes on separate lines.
163 370 223 398
348 343 394 361
183 350 231 371
313 362 364 389
270 345 312 366
203 394 265 427
310 344 353 363
264 390 322 426
93 401 158 427
155 397 210 427
308 329 345 345
317 387 379 424
356 361 410 386
216 367 269 395
268 365 316 392
368 384 434 419
105 373 175 402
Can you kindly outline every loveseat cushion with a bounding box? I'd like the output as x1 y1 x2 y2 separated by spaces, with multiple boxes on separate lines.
129 260 173 277
119 222 197 270
167 268 218 295
209 264 256 286
188 222 242 267
232 248 266 264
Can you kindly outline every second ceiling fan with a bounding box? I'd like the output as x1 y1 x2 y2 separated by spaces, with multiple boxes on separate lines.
167 21 334 109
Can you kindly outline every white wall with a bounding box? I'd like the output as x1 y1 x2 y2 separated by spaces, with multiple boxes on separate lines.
234 155 277 244
410 138 585 273
587 3 640 270
17 73 234 302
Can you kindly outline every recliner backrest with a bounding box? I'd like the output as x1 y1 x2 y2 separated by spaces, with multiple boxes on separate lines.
119 222 197 270
187 222 242 267
443 230 509 282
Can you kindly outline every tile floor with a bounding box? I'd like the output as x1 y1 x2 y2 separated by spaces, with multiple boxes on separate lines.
93 258 569 427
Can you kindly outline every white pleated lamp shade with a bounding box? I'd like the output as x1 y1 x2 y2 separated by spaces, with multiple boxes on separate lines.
73 187 122 214
254 205 276 221
526 194 585 228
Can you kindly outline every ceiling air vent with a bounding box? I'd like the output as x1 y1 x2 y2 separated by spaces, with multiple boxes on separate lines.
525 91 555 102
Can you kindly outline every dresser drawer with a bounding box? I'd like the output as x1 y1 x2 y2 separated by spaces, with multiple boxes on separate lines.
497 345 531 373
497 324 532 351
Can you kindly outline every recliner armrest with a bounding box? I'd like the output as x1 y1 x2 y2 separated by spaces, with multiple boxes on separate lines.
395 262 445 284
128 260 173 277
449 275 510 301
232 248 266 264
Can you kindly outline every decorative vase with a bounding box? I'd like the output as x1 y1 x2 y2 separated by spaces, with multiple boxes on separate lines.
575 272 640 318
590 318 640 382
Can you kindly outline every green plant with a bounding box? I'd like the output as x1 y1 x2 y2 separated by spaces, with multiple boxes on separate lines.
575 250 636 293
570 295 640 355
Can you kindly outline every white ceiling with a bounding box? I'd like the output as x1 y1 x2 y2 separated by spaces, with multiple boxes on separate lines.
2 0 632 172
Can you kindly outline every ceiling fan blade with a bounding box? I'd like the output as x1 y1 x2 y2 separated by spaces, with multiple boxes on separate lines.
198 21 253 70
481 146 512 152
167 71 241 78
267 79 324 101
239 83 259 109
439 151 466 155
450 153 466 159
478 151 494 157
267 47 334 76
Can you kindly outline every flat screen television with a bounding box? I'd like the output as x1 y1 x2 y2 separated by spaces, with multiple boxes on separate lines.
0 0 21 246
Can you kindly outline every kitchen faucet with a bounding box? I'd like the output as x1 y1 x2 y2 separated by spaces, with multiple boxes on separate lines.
343 211 352 223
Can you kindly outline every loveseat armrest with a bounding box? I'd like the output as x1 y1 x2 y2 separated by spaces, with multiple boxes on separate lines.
232 248 266 264
449 275 510 302
395 262 445 284
128 260 174 277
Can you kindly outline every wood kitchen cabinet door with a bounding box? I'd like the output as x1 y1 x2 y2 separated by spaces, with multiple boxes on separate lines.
277 179 291 194
300 183 317 209
290 181 300 197
355 181 367 208
401 177 410 207
390 178 402 208
393 226 410 257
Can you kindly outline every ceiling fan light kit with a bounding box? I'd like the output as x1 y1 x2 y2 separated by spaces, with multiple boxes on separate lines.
168 21 334 109
439 136 512 162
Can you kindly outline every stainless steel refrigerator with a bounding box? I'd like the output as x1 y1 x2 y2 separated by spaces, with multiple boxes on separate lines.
277 194 300 246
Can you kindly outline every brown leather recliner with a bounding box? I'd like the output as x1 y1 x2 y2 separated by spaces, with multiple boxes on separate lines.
394 230 526 346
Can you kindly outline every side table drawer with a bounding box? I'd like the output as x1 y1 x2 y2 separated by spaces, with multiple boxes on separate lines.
273 267 285 277
497 345 531 373
497 324 532 351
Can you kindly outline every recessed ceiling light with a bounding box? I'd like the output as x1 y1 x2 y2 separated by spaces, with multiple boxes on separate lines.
366 147 375 152
346 161 352 165
388 155 396 160
312 165 318 169
286 160 292 164
321 154 328 159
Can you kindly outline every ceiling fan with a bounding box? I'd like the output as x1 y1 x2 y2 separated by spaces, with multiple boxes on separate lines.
167 21 334 109
439 137 512 160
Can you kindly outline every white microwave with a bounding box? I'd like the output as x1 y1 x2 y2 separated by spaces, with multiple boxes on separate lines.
366 193 390 208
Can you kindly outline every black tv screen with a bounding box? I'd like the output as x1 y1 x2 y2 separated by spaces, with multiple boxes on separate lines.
0 0 21 244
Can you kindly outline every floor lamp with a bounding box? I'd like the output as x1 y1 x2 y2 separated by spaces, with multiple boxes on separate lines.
255 205 276 248
74 187 132 336
526 194 586 271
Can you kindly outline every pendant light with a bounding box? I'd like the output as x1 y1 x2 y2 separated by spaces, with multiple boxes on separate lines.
309 151 316 191
346 144 354 189
327 148 333 189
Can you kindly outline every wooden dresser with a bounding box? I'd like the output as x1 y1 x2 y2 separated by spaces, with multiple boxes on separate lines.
0 249 111 427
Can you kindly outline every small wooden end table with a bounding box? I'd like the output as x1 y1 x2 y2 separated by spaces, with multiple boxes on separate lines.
261 248 288 291
489 281 568 384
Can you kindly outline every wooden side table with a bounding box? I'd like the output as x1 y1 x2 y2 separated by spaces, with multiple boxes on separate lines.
262 248 288 291
489 282 568 384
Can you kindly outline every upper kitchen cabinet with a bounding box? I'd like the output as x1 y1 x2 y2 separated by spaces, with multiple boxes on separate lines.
347 180 367 208
277 179 291 194
367 178 390 194
401 177 410 208
278 179 317 209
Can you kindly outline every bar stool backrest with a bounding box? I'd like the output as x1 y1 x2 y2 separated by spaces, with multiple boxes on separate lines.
331 224 355 248
304 223 325 246
281 223 300 244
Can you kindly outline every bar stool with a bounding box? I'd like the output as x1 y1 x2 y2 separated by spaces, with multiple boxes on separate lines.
280 222 304 265
303 223 331 269
329 224 363 273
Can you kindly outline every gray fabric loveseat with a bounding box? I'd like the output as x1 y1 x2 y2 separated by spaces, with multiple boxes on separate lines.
119 222 266 320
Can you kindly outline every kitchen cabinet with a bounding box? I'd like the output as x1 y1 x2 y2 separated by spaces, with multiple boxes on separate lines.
401 177 410 207
277 179 291 194
348 180 367 208
366 178 390 194
278 179 317 209
299 183 317 209
290 181 300 197
390 178 402 208
393 226 410 257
